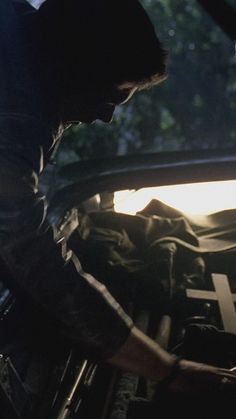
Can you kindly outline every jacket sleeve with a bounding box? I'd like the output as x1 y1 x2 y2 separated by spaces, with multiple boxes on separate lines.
0 114 133 361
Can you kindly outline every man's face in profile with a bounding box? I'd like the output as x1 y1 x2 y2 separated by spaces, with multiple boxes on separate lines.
67 84 137 124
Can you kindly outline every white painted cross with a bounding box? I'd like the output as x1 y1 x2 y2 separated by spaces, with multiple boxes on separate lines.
186 273 236 334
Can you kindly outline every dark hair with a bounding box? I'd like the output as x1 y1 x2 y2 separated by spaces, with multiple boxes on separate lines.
39 0 167 96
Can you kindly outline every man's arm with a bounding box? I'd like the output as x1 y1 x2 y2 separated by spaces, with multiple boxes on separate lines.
109 326 175 381
0 113 134 361
109 326 236 393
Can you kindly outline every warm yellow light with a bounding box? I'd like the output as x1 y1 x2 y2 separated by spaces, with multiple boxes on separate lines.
114 180 236 215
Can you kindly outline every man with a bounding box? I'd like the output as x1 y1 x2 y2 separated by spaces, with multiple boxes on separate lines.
0 0 235 394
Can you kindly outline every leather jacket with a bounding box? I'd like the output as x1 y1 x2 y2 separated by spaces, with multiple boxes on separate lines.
0 0 132 361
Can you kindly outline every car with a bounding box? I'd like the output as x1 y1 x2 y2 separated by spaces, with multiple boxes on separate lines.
36 153 236 419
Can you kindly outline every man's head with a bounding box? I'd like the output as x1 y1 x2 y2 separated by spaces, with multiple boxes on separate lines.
39 0 167 123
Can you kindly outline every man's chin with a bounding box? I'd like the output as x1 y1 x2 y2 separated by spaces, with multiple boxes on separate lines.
99 115 114 123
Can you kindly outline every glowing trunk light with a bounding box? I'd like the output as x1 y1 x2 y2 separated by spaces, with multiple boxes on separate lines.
114 180 236 215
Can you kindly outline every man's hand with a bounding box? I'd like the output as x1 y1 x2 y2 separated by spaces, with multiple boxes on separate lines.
109 326 236 395
166 358 236 395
